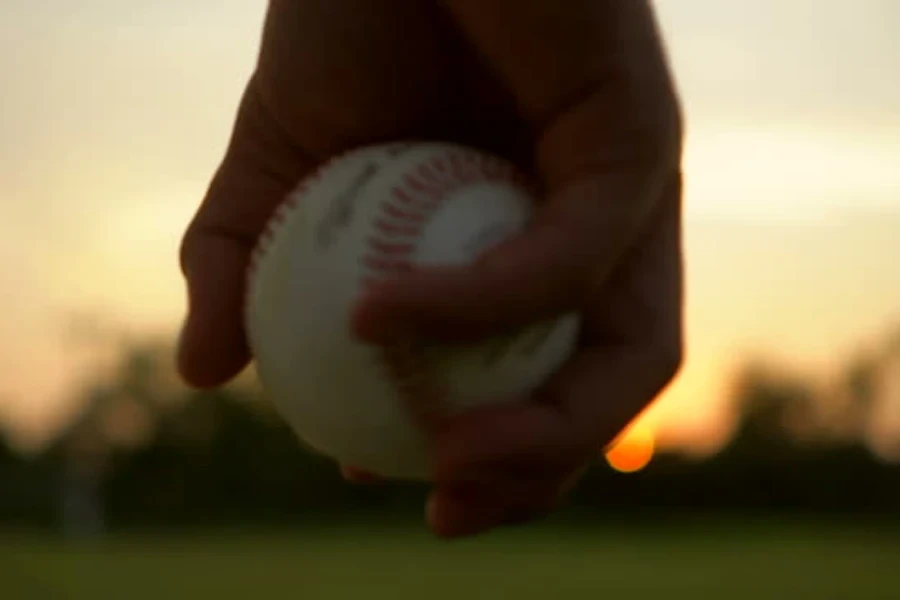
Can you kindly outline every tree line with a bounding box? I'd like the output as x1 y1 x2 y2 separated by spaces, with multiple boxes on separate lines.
1 326 898 533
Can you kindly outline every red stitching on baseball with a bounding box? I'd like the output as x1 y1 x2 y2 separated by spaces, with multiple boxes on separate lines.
360 255 412 272
366 239 416 255
374 218 420 237
363 147 532 436
392 188 419 205
397 185 445 208
393 187 439 209
245 150 346 289
380 202 428 223
416 164 439 184
403 174 427 191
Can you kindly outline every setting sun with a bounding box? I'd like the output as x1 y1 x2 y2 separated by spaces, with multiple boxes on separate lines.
605 425 656 473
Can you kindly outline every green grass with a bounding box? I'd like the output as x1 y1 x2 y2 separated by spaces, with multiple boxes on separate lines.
2 519 898 600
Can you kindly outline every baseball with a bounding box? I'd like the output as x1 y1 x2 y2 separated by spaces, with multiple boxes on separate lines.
245 142 581 480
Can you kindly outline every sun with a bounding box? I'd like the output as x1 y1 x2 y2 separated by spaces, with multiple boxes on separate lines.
604 424 656 473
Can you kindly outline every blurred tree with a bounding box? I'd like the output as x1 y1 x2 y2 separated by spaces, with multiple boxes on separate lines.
859 325 900 462
0 428 14 463
9 323 898 531
43 333 425 528
42 338 178 536
0 422 57 528
840 354 881 439
727 361 821 450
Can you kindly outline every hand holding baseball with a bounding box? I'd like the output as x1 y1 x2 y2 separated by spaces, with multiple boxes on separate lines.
178 0 684 538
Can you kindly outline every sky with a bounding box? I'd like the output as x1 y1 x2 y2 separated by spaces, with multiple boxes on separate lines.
1 0 898 457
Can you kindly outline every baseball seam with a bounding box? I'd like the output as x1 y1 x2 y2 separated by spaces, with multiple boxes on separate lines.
361 147 527 433
246 145 530 447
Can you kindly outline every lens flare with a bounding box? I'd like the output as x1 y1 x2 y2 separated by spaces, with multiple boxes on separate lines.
605 425 656 473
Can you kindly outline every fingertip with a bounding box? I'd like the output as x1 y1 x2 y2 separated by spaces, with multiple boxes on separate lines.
177 230 256 388
176 314 250 389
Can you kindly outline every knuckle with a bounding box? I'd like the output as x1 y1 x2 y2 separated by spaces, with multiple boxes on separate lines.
539 81 683 185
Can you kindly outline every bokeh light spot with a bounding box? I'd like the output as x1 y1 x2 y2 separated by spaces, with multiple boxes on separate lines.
605 426 656 473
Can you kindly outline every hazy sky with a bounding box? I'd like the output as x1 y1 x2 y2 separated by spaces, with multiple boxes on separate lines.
1 1 898 453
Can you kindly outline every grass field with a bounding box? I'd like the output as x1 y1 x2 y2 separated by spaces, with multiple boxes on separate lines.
2 519 898 599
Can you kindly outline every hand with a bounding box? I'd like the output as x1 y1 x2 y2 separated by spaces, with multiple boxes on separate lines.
352 173 683 537
177 0 684 538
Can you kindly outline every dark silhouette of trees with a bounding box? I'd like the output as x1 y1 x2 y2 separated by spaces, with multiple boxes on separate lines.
1 324 898 532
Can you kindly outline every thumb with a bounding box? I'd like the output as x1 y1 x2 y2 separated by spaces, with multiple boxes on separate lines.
351 175 654 345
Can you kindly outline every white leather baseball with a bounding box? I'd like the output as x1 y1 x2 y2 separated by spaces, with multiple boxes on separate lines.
245 142 581 480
